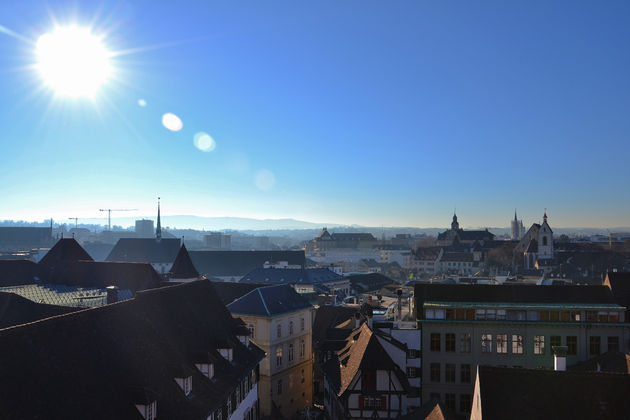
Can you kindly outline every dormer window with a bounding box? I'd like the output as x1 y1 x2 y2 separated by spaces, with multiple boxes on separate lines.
237 335 249 346
195 363 214 379
135 400 157 420
219 347 233 362
175 376 192 396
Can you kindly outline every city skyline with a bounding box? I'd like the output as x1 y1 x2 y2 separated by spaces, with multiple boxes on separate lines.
1 1 629 228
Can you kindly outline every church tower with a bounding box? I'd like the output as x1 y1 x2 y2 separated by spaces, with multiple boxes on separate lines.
451 212 460 230
156 197 162 239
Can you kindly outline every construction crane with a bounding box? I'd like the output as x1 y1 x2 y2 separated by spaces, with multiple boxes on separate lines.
68 218 79 229
99 209 137 231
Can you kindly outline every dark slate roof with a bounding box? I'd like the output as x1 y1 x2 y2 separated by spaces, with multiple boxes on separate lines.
189 250 305 278
438 228 495 241
323 323 408 397
38 238 93 269
0 227 52 246
569 352 630 374
312 305 358 347
0 281 265 419
169 245 199 279
412 246 442 260
46 261 161 292
347 273 393 293
0 260 45 287
329 233 377 241
477 366 630 420
0 292 78 329
415 284 619 308
239 267 342 285
440 252 474 262
210 282 267 306
106 238 181 263
397 400 459 420
227 284 312 317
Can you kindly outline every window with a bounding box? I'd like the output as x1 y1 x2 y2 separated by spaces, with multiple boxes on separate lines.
587 311 597 322
567 336 577 355
543 236 548 246
144 401 156 420
407 367 418 378
590 336 601 355
460 394 472 413
430 333 441 352
407 349 420 358
444 394 456 411
435 309 445 319
486 309 496 320
300 317 305 331
475 309 486 320
300 339 305 358
608 336 620 352
534 335 545 355
497 309 506 320
362 370 376 391
460 333 471 353
549 311 559 322
277 379 282 395
288 344 294 362
539 311 550 321
445 333 456 352
445 364 455 383
460 364 471 383
507 310 526 321
430 363 441 382
496 334 508 354
248 323 255 339
276 347 283 367
528 311 539 321
549 335 561 349
360 396 385 410
195 363 214 379
277 323 282 338
425 309 435 319
289 321 294 335
609 312 619 323
446 309 455 320
561 311 570 322
512 335 524 354
481 334 492 353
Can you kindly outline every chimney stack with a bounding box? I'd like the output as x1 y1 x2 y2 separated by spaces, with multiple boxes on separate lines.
552 346 567 371
354 312 361 329
366 307 373 329
397 289 403 321
106 285 119 304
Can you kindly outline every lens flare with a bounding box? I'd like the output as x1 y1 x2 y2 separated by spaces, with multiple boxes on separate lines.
193 132 216 152
162 113 183 131
254 169 276 191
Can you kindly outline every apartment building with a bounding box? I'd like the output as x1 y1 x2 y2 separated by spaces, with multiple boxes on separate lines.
228 284 313 419
415 284 630 417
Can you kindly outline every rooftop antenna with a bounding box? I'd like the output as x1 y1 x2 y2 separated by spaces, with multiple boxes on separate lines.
156 197 162 239
69 217 79 229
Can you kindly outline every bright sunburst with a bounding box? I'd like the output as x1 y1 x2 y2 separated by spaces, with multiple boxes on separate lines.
36 26 113 98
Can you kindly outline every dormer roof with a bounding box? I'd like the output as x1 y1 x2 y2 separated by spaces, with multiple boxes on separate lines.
38 238 93 269
168 245 199 279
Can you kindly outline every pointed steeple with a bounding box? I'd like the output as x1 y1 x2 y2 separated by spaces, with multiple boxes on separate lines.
543 208 548 223
156 197 162 239
451 210 460 230
514 209 518 221
168 244 199 280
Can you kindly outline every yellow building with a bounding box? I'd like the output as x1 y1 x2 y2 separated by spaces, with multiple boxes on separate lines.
228 284 313 419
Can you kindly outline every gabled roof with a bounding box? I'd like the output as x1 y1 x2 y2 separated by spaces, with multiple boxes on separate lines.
524 239 538 254
106 238 181 263
38 238 93 269
0 227 52 246
0 292 77 329
168 245 199 279
347 273 392 293
324 323 408 397
313 305 358 347
0 281 265 419
227 284 312 317
0 260 46 287
239 267 342 285
189 250 305 277
46 261 161 291
476 366 630 420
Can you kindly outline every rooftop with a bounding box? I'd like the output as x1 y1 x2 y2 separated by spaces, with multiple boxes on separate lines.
227 284 312 317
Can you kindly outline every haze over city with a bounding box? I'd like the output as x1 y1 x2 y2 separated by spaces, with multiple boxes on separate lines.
1 0 629 228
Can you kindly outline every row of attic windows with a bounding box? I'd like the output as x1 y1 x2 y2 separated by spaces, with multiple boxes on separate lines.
424 308 622 323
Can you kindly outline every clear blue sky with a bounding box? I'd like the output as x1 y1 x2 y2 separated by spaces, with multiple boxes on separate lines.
0 0 629 228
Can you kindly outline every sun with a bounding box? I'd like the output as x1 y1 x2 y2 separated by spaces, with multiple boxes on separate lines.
36 26 113 98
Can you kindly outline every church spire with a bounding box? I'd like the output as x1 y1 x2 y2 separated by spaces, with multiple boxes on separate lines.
156 197 162 239
543 208 548 223
514 209 518 221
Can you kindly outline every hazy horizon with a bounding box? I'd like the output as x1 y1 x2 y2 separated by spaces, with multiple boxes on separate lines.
1 1 629 229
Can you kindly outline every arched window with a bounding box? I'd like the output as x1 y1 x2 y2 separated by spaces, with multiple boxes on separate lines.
543 236 548 246
289 321 294 335
277 323 282 338
288 344 294 362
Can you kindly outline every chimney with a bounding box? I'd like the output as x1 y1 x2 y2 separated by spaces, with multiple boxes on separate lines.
106 285 119 304
366 307 373 329
552 346 567 371
354 312 361 329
